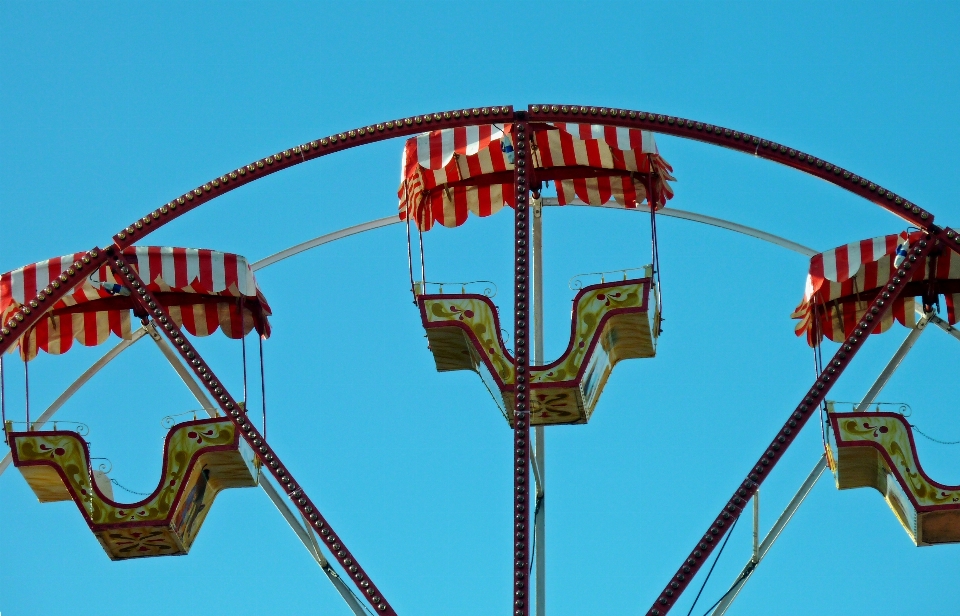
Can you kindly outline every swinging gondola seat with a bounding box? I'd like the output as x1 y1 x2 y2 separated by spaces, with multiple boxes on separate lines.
418 277 657 425
6 416 257 559
828 411 960 546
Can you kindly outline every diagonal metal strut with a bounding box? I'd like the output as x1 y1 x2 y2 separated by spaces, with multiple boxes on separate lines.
708 313 932 615
145 322 370 615
108 248 396 616
648 235 938 615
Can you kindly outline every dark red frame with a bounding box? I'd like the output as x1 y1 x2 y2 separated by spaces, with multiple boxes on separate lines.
2 104 957 615
106 249 398 613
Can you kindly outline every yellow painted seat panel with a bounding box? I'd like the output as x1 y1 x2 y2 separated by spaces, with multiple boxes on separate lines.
418 278 656 425
7 417 257 559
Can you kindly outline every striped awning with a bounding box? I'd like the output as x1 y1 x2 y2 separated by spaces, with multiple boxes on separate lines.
1 247 272 361
398 122 675 231
792 231 960 346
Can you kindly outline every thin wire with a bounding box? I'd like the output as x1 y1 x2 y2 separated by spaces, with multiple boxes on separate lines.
474 368 508 422
406 215 416 297
23 355 30 429
685 515 739 616
699 567 751 616
259 334 267 441
646 169 664 328
418 226 426 284
811 299 827 450
529 492 543 574
240 298 248 405
0 354 6 426
910 424 960 445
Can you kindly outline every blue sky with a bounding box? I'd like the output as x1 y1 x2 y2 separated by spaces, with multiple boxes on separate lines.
2 2 960 615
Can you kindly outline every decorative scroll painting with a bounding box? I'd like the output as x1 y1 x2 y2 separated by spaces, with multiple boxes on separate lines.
7 417 258 559
829 411 960 546
418 278 656 425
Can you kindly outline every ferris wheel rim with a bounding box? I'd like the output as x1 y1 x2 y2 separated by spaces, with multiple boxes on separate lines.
4 105 957 616
2 103 945 358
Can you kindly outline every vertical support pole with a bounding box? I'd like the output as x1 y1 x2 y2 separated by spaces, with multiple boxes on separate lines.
532 198 546 616
513 113 532 616
0 354 6 427
23 357 29 429
751 490 759 564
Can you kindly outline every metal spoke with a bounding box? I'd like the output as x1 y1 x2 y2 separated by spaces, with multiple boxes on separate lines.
109 249 396 615
147 320 370 615
648 236 936 615
929 314 960 343
532 197 546 616
710 312 931 615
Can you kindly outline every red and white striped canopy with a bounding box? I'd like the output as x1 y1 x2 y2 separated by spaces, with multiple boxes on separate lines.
398 122 675 231
792 231 960 346
1 247 272 361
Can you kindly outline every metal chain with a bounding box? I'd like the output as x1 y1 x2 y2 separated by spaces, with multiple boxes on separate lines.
910 424 960 445
110 478 152 497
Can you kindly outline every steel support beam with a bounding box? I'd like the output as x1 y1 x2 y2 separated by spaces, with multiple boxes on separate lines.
252 216 399 271
710 456 826 616
752 491 759 563
513 115 532 616
541 199 817 258
144 323 220 416
710 312 931 615
854 313 931 411
146 318 370 615
531 197 546 616
642 236 936 615
930 314 960 342
1 318 375 616
108 250 395 615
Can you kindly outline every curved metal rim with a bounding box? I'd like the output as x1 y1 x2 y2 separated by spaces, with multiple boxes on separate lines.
249 201 816 273
4 103 951 357
4 104 957 616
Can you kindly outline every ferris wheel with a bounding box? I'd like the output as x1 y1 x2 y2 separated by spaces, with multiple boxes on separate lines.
3 104 959 615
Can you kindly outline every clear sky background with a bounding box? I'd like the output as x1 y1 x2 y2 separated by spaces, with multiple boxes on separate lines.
2 2 960 615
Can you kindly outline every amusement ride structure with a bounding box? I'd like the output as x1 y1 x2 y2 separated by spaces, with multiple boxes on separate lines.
3 104 960 615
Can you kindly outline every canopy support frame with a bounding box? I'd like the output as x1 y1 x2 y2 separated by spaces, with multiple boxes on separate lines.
0 327 150 477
